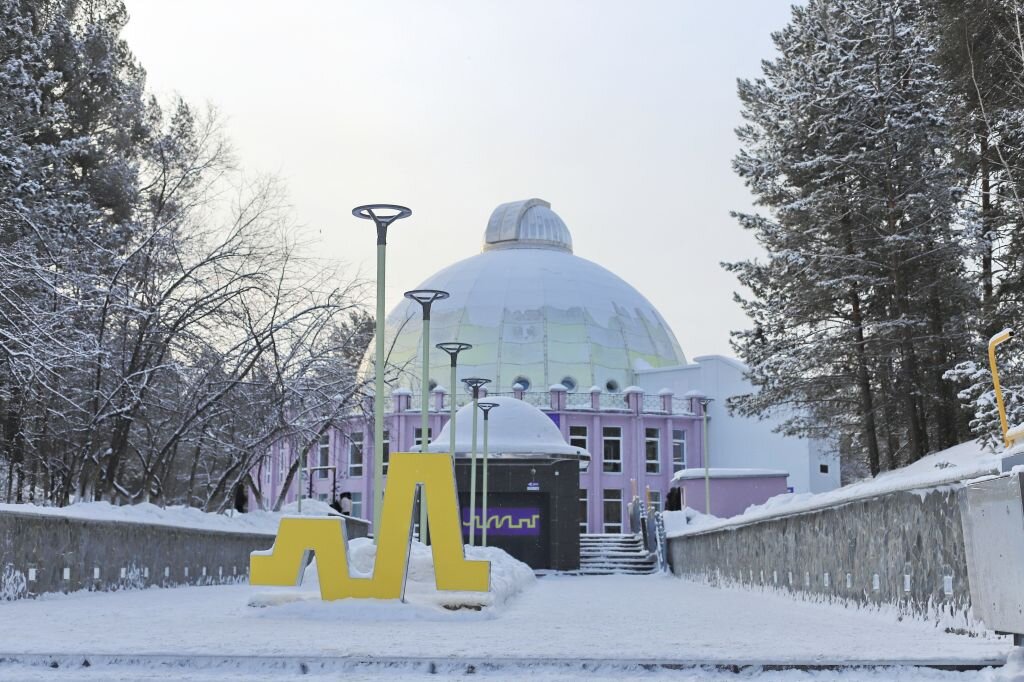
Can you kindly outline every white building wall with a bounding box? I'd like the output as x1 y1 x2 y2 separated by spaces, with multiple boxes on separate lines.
635 355 840 495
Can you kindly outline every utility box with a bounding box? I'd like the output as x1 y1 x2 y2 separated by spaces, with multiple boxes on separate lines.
960 471 1024 637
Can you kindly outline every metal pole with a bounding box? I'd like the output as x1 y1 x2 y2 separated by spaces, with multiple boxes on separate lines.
437 345 472 464
351 204 411 540
482 412 489 547
420 315 430 541
374 240 386 532
404 290 449 544
477 402 499 547
701 398 713 515
450 362 457 457
461 378 489 547
470 390 479 546
296 449 302 514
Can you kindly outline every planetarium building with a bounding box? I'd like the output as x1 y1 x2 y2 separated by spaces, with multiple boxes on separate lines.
381 198 685 395
250 199 840 554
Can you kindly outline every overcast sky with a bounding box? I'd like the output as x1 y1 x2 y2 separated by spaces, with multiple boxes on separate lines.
121 1 797 360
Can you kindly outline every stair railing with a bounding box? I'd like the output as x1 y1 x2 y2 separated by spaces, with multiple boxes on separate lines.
653 510 669 573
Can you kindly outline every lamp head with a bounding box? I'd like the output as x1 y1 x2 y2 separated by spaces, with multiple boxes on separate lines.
477 401 499 419
351 204 412 244
436 341 472 366
404 289 450 319
461 377 490 399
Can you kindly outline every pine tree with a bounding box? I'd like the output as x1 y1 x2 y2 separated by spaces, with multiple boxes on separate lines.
929 0 1024 447
727 0 975 477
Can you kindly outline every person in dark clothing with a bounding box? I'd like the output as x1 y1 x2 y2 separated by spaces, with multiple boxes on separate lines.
666 486 682 511
331 491 352 515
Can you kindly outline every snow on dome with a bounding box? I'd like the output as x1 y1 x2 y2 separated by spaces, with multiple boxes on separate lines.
371 199 685 393
424 397 589 459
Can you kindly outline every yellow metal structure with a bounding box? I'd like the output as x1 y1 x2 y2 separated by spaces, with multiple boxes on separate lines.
251 452 490 599
988 329 1020 450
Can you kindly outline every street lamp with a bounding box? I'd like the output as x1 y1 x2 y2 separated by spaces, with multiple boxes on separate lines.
404 288 450 543
699 397 714 515
352 203 412 538
461 377 490 546
436 342 473 459
477 402 499 547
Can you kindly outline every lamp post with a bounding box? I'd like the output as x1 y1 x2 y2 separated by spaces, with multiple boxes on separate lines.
477 402 499 547
352 203 412 538
436 342 472 459
403 289 449 543
461 377 490 546
699 397 714 515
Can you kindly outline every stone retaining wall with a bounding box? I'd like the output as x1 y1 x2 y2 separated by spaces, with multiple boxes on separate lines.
667 486 972 623
0 511 369 600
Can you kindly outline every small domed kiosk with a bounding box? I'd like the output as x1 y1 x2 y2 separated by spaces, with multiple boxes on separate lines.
425 396 589 571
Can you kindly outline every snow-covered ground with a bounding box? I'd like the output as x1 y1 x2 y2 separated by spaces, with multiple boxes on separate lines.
668 440 1008 538
0 574 1010 675
0 498 352 535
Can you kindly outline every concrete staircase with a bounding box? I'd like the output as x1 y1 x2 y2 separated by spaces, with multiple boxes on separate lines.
578 533 657 575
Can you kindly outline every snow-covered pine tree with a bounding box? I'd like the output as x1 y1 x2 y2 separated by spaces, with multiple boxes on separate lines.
727 0 975 477
930 0 1024 447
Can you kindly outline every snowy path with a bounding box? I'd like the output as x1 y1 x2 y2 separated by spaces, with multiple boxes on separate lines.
0 575 1013 679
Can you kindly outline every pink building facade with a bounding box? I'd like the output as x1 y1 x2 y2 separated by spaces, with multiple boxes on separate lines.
249 384 708 533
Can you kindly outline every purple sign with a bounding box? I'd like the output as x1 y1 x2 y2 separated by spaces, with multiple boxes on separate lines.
461 507 541 537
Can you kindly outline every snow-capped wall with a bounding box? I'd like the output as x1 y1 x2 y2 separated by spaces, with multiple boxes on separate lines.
0 505 367 601
666 485 974 629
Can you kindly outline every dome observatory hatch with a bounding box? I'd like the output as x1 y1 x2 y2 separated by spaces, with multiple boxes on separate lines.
377 199 685 393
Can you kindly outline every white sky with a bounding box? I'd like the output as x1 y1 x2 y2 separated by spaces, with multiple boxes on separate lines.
121 0 796 360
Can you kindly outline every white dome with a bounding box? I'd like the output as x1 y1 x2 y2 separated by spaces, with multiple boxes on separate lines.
375 199 685 393
424 397 588 458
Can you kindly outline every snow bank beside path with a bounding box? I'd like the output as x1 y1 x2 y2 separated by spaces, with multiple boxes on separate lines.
250 538 536 616
668 440 1006 538
0 498 349 536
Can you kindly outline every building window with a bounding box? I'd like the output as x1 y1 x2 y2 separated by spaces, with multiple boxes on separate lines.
317 493 328 502
318 434 330 479
645 428 660 474
561 376 577 392
648 490 661 512
819 463 829 474
569 425 588 452
381 430 390 474
278 447 286 482
349 432 364 477
415 428 432 447
512 376 531 391
603 489 622 533
602 427 622 473
672 430 686 472
351 492 363 519
579 488 588 534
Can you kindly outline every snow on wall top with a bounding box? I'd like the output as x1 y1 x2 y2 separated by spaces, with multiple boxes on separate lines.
668 439 1007 537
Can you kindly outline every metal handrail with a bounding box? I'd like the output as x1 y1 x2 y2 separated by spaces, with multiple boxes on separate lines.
988 329 1019 449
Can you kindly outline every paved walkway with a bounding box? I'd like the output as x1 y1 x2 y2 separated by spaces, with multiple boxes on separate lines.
0 574 1010 666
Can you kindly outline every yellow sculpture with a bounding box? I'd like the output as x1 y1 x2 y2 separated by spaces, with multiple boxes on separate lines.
251 452 490 600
